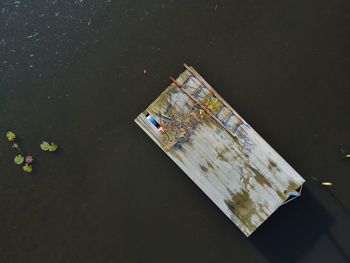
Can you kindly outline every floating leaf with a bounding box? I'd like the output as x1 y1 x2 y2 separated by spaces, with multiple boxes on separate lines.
321 182 333 186
41 141 58 152
14 155 24 165
12 143 21 151
23 163 33 173
346 154 350 158
40 141 51 151
6 131 16 141
48 142 58 152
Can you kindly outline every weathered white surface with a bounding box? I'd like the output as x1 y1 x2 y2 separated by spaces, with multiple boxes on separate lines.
135 66 305 236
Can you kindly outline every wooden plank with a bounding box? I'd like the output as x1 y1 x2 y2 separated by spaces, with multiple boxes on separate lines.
135 66 305 236
182 68 304 192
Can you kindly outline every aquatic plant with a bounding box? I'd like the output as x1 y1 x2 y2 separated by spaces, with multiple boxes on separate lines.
48 143 58 152
6 131 16 141
40 141 58 152
25 156 34 164
23 163 33 173
3 131 60 174
204 98 222 112
40 141 50 151
14 155 24 165
12 143 21 151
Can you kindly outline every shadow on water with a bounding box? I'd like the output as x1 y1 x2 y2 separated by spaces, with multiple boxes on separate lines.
326 233 350 263
326 189 350 216
251 188 338 263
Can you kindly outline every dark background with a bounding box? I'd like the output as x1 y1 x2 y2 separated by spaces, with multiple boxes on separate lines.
1 0 350 262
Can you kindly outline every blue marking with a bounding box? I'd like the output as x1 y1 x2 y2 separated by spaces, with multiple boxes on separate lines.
215 105 225 118
232 123 241 134
243 139 253 152
146 113 161 129
182 76 192 86
222 113 233 127
193 86 203 98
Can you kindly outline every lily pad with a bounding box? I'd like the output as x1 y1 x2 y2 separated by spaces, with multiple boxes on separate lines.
6 131 16 141
40 141 58 152
48 143 58 152
12 143 20 151
40 141 51 151
14 155 24 165
23 163 33 173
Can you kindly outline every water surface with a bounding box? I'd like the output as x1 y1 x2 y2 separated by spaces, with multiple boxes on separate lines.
1 0 350 262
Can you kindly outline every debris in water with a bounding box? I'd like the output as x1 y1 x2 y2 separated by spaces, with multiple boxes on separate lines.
340 149 350 158
143 69 147 74
321 182 333 186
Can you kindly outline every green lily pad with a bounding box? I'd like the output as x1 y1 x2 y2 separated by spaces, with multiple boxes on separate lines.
6 131 16 141
48 143 58 152
14 155 24 165
23 163 33 173
12 143 20 151
40 141 51 151
41 141 58 152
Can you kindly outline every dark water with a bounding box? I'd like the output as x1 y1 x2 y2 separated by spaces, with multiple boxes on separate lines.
1 0 350 262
